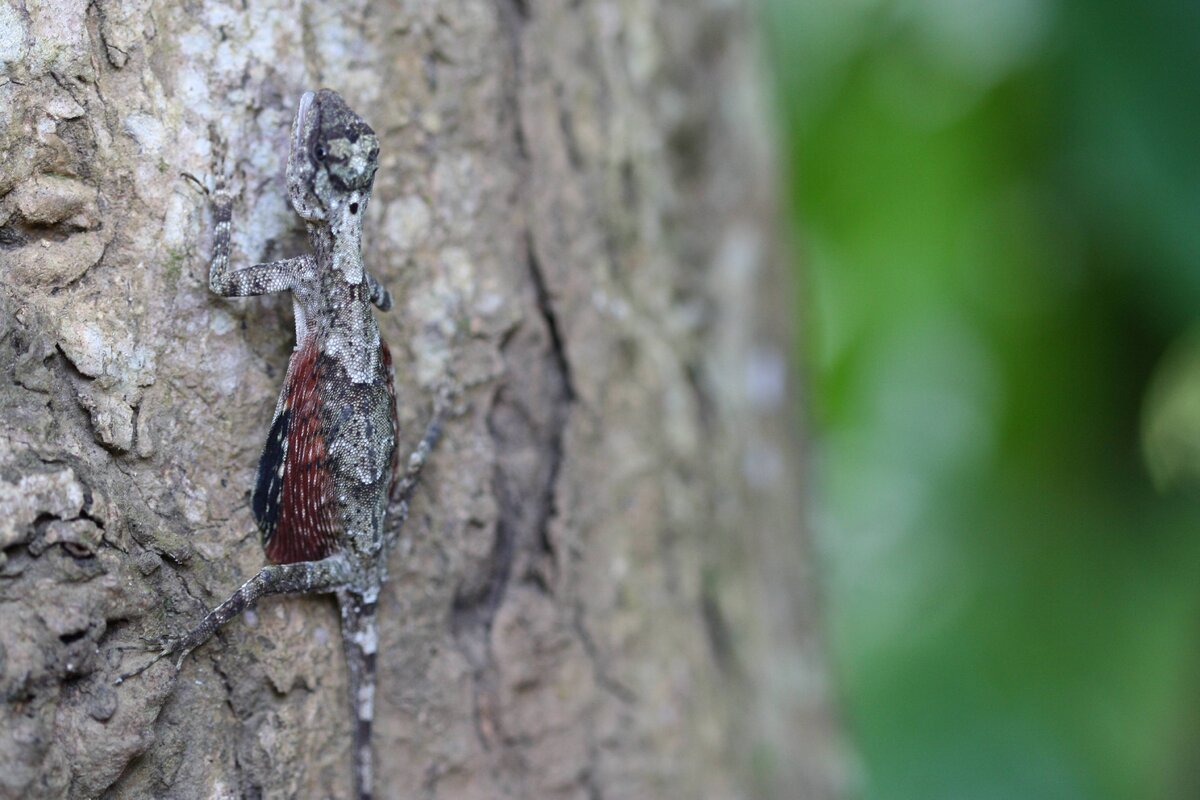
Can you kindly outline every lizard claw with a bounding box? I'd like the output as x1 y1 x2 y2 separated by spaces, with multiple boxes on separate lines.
112 634 185 685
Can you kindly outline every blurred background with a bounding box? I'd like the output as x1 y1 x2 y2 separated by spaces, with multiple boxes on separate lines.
759 1 1200 798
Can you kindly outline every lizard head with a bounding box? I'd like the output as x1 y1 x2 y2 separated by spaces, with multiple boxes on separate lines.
286 89 380 226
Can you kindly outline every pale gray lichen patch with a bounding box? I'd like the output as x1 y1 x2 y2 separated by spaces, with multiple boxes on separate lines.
430 152 482 227
382 194 431 251
53 312 158 451
28 518 103 558
404 246 476 388
208 309 237 336
10 175 100 227
1 174 107 288
123 112 167 154
0 3 27 68
24 0 92 78
6 230 109 289
41 86 85 120
76 383 136 451
96 0 155 69
0 464 86 551
56 315 157 391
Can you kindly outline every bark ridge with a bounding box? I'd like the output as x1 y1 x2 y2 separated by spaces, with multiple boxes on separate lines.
0 0 843 797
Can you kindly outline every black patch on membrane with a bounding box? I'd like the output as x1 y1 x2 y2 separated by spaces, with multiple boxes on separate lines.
254 409 290 543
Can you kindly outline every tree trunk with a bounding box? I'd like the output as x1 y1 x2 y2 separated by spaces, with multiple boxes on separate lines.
0 1 844 797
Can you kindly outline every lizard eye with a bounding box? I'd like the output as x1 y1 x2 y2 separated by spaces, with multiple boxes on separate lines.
314 144 327 160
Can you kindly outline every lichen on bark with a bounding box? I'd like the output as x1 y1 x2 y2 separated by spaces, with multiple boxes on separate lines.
0 0 844 798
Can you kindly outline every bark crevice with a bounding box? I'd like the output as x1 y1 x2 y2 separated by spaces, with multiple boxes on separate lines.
0 1 843 797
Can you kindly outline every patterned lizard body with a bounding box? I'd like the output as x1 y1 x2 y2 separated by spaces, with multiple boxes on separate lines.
137 89 442 800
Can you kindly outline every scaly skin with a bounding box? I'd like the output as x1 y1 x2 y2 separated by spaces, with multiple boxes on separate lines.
135 90 442 800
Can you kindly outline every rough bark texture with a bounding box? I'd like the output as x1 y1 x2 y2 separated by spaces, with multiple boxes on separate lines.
0 1 843 798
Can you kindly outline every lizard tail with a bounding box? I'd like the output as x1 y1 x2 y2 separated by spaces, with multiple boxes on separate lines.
338 590 379 800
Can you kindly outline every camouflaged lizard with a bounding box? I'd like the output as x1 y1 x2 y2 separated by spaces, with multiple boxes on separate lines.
127 89 442 800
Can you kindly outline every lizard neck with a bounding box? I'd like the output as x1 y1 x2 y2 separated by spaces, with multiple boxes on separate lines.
302 222 381 383
308 219 363 284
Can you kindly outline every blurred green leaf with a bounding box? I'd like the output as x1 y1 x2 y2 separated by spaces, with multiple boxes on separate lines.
1143 329 1200 490
761 0 1200 797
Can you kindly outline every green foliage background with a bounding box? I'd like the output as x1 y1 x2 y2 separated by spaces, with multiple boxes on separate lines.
760 1 1200 797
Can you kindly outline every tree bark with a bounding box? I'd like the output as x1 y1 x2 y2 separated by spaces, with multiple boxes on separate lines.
0 1 844 798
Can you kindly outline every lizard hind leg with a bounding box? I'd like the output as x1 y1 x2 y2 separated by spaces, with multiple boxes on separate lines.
383 403 447 555
117 556 352 684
